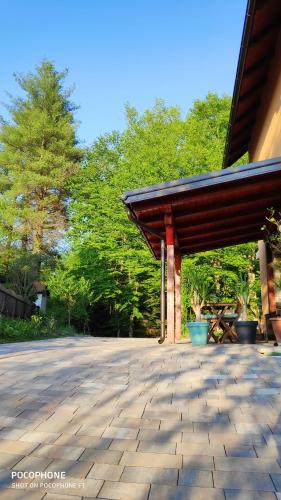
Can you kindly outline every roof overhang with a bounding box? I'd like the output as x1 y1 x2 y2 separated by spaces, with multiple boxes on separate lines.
123 157 281 259
223 0 281 167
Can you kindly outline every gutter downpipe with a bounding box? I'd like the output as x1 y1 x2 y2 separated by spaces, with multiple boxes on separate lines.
127 212 166 344
159 238 166 344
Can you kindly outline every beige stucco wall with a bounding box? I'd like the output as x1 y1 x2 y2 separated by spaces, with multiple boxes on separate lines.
249 29 281 325
249 29 281 162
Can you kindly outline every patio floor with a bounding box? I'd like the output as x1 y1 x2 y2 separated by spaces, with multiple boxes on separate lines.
0 337 281 499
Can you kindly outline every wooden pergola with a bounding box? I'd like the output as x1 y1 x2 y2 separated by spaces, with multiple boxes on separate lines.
122 156 281 343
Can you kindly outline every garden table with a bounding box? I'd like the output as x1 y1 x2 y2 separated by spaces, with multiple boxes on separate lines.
202 302 238 343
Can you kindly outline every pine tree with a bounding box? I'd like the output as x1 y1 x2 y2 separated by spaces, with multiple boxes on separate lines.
0 60 83 256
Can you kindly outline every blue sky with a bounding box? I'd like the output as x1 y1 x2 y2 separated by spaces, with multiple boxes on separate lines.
1 0 247 145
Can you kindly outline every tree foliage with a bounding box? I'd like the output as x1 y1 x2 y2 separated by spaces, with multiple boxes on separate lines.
0 75 261 335
61 93 259 335
0 60 83 257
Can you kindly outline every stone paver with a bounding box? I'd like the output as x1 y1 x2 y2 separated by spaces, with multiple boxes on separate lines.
13 455 52 471
213 470 275 491
0 337 281 497
183 454 215 470
0 490 44 499
0 452 24 469
54 433 109 449
98 480 150 499
45 476 103 497
79 448 122 463
214 456 281 473
0 427 27 440
88 462 124 481
109 438 139 451
178 468 213 487
0 439 39 455
224 491 276 499
20 431 61 444
45 458 94 478
120 450 182 468
138 439 176 454
102 426 138 440
224 445 257 457
177 442 225 456
120 465 178 485
32 443 84 460
149 484 225 499
270 473 281 490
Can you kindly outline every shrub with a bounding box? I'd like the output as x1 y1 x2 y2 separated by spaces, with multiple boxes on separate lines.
0 313 83 342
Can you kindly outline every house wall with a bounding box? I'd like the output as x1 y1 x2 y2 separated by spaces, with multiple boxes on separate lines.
249 29 281 162
249 29 281 325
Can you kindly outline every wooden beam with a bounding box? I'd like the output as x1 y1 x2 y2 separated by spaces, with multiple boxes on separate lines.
249 19 281 47
165 213 175 343
144 195 281 229
180 231 261 254
148 212 264 243
175 252 181 342
239 77 267 102
258 240 269 332
178 223 263 246
266 244 276 314
152 229 263 253
244 49 275 77
136 175 281 222
176 211 266 237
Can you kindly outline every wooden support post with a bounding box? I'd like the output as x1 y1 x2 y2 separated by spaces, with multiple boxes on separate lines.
258 240 269 332
175 252 181 342
266 244 276 314
165 214 175 344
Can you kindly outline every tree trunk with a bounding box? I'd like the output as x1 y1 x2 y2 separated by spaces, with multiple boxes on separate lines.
117 316 120 338
128 315 134 338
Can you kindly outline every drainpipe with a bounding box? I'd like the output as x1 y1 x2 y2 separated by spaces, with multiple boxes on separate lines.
127 212 166 343
158 238 166 344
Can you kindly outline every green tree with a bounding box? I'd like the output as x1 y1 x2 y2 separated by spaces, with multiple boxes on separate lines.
65 94 250 336
46 262 92 327
181 92 232 173
0 60 83 258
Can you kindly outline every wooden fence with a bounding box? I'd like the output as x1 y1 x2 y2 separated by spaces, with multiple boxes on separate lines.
0 284 36 319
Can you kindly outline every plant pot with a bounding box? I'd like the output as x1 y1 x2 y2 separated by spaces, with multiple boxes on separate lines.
187 322 209 345
270 318 281 343
234 321 258 344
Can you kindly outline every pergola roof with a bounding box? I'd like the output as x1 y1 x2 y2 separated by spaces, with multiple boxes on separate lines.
122 157 281 259
223 0 281 167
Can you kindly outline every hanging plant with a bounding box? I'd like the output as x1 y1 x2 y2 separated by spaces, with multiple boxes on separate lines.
262 208 281 256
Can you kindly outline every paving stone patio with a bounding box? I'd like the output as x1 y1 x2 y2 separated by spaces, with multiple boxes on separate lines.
0 337 281 498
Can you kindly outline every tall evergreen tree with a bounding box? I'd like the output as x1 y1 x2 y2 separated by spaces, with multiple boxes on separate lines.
0 60 83 257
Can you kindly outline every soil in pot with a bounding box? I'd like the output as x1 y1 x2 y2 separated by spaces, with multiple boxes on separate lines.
187 322 209 345
234 321 257 344
270 318 281 343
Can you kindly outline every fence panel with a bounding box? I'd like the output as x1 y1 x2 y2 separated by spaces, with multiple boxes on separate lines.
0 285 36 319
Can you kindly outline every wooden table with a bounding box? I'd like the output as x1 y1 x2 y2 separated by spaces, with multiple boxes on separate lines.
202 302 238 343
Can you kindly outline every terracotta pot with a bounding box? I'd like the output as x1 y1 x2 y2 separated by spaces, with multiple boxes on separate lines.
270 318 281 343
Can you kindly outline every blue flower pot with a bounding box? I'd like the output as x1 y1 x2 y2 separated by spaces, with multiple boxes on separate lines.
187 322 209 345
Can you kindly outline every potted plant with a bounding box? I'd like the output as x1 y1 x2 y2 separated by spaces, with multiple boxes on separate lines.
186 269 210 345
234 276 258 344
